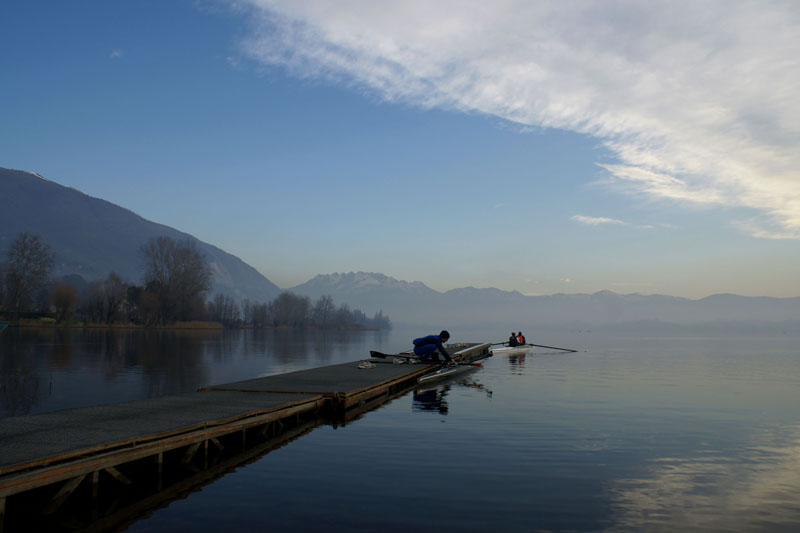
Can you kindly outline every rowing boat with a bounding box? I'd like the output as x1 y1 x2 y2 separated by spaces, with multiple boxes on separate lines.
491 344 534 356
370 342 492 365
417 363 480 384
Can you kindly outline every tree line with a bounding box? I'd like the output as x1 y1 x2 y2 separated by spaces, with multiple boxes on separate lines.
0 233 390 330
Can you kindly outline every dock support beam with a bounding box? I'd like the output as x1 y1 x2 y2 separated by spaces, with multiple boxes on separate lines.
105 467 132 486
91 470 99 500
45 474 86 514
157 452 163 491
181 442 201 465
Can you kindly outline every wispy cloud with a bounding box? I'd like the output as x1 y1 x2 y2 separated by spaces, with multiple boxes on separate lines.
571 214 672 230
110 49 123 59
571 215 625 226
238 1 800 239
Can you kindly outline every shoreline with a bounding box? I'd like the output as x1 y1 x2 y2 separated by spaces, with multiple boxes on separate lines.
0 319 381 332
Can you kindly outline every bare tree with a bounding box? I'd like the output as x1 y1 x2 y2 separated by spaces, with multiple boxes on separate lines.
333 303 355 328
208 293 240 326
80 280 106 323
103 272 128 324
311 295 336 327
51 284 77 323
141 236 213 323
242 299 253 325
270 292 310 327
3 233 54 311
139 289 160 326
251 302 269 328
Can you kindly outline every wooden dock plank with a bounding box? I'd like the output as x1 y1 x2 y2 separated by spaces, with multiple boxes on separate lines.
199 359 436 395
0 390 321 476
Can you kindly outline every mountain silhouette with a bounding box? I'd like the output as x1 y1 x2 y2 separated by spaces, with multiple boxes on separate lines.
0 167 281 303
291 272 800 328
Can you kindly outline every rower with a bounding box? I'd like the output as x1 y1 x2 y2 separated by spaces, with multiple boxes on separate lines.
412 330 454 364
508 332 519 347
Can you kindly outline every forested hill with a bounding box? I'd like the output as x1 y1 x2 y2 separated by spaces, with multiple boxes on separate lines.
0 167 281 303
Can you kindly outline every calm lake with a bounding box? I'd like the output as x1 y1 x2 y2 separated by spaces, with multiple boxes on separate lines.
2 325 800 531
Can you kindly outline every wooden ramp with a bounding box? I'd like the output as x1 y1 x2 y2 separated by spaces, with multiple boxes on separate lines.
0 342 490 530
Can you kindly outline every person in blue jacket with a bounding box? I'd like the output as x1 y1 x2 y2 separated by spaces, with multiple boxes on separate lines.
412 330 453 363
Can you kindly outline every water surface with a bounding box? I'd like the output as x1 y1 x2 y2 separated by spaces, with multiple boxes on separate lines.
2 326 799 531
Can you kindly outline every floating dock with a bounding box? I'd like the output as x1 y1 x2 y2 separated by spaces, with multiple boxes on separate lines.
0 342 489 531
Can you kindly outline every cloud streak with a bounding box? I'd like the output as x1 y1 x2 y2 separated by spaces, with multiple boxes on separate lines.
239 0 800 239
571 214 666 230
571 215 625 227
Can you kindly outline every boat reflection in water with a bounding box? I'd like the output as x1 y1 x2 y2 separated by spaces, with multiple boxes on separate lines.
508 353 526 374
412 377 493 416
413 387 449 414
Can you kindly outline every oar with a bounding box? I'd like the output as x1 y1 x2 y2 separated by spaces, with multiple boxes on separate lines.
491 343 576 353
528 343 577 353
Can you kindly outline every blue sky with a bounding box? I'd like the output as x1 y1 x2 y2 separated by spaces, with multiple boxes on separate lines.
2 1 798 298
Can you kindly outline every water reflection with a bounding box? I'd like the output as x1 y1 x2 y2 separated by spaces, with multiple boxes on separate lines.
0 356 40 417
610 424 800 531
413 387 449 414
0 327 391 419
508 353 526 373
413 377 493 415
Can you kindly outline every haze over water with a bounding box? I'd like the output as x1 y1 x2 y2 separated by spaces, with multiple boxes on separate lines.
2 326 799 531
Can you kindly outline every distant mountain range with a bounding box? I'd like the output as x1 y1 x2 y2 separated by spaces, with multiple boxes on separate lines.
0 167 281 303
290 272 800 329
3 167 799 330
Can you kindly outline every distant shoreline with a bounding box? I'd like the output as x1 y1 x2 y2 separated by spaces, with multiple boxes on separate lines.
0 319 381 331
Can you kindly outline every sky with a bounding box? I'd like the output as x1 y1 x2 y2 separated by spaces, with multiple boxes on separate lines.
1 1 799 299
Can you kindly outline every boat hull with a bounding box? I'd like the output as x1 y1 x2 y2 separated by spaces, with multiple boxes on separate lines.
417 364 478 384
491 345 534 356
